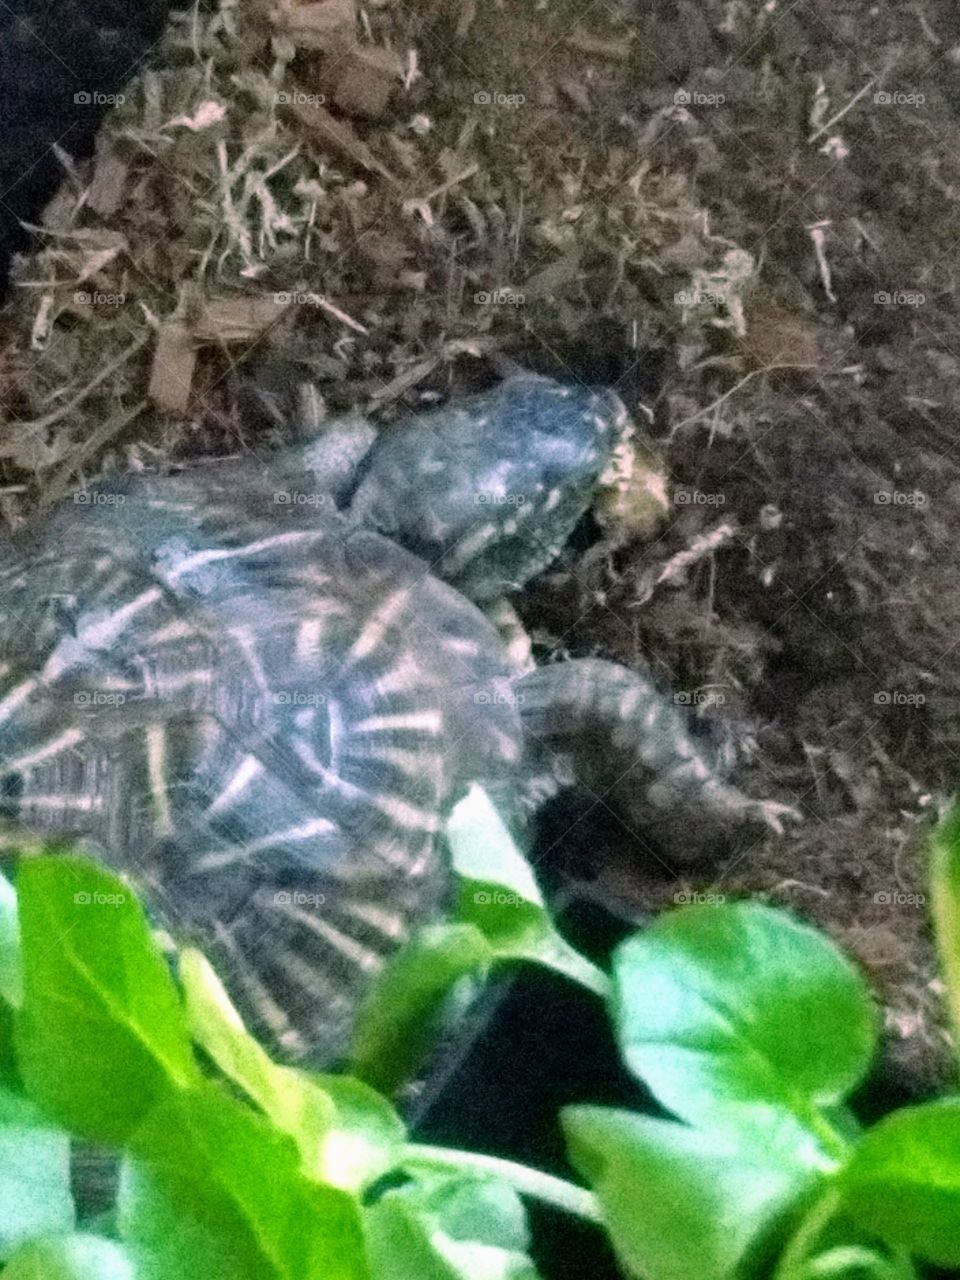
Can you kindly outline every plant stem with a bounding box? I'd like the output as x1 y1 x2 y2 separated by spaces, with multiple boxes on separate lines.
804 1109 854 1166
402 1143 603 1225
773 1186 844 1280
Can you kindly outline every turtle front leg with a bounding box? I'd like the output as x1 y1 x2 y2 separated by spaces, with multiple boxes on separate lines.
514 657 800 864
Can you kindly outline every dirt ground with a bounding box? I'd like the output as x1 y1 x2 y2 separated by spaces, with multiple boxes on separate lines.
2 0 959 1090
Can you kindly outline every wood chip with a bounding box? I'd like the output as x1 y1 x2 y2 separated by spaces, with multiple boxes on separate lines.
521 247 583 300
564 28 634 60
86 142 131 217
287 100 399 187
558 79 592 114
331 44 403 120
272 0 356 51
455 0 477 38
192 294 291 342
148 320 197 414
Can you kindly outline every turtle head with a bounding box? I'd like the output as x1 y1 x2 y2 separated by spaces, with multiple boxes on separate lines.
346 373 639 602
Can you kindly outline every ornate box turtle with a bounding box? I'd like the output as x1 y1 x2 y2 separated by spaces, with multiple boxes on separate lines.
0 373 794 1062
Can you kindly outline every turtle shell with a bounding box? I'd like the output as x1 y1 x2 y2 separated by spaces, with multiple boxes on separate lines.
0 474 522 1061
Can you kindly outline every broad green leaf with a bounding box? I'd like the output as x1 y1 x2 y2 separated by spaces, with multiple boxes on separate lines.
3 1235 136 1279
447 785 608 997
180 947 294 1116
309 1074 406 1193
563 1105 814 1280
120 1081 369 1280
839 1098 960 1266
15 857 198 1143
181 946 404 1191
349 923 492 1093
612 902 876 1150
929 802 960 1056
446 786 544 905
799 1245 908 1278
0 1087 74 1260
180 950 335 1181
0 997 16 1084
364 1174 541 1280
120 1155 261 1280
0 869 21 1008
0 871 21 1082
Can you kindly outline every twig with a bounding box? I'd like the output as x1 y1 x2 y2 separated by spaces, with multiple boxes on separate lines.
301 292 369 335
807 76 878 144
670 364 815 435
16 333 150 433
38 400 149 511
630 522 739 608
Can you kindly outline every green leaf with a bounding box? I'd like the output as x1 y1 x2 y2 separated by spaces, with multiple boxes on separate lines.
349 923 492 1094
0 869 22 1009
0 997 16 1085
180 949 335 1177
446 786 545 905
799 1245 909 1278
309 1074 406 1193
447 786 608 997
120 1081 369 1280
839 1098 960 1266
0 1087 74 1260
181 947 404 1191
0 871 21 1083
563 1105 815 1280
612 901 876 1153
3 1235 136 1280
364 1175 541 1280
929 802 960 1057
14 857 198 1144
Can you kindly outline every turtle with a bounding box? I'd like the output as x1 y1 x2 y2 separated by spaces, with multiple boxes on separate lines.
0 371 796 1064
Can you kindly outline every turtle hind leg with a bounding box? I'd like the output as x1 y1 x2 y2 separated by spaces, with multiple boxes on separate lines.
514 657 800 865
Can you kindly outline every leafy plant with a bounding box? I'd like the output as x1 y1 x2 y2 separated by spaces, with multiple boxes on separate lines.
0 787 957 1278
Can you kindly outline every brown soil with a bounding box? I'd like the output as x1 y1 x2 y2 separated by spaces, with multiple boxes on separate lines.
2 0 959 1089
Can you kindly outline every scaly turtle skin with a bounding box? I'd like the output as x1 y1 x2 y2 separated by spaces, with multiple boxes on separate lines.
0 373 793 1061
